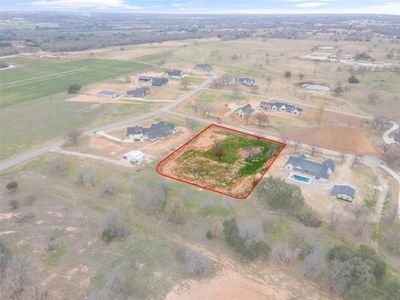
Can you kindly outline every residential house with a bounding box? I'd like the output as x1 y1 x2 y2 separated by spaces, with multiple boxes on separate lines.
284 154 335 182
331 185 356 202
123 150 146 165
126 87 150 99
236 77 256 87
126 121 176 141
260 101 303 116
194 64 212 71
99 90 120 99
165 70 183 78
138 76 153 82
152 77 169 87
235 104 254 118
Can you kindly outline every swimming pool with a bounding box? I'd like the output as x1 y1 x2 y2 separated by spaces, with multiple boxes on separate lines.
290 174 311 184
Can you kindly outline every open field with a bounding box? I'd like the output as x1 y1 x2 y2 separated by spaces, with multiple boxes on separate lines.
157 124 284 199
0 57 151 108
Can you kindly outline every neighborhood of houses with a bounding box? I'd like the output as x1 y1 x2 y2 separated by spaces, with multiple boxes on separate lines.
93 62 358 205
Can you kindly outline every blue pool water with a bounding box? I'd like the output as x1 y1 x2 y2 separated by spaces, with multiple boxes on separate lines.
291 174 311 183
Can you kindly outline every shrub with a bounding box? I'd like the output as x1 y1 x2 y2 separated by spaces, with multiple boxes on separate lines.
101 211 129 242
284 71 292 78
184 250 215 277
8 199 19 210
223 218 270 259
166 200 186 224
6 181 18 192
297 212 322 228
348 75 359 84
67 84 81 94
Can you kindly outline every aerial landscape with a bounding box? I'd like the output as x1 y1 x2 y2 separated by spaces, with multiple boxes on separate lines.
0 1 400 299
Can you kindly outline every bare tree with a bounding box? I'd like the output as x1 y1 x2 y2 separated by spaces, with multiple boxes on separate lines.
213 140 224 161
250 85 259 94
367 93 380 104
3 255 36 300
231 84 240 96
184 250 215 278
101 211 130 242
65 130 82 146
327 259 351 295
166 200 186 225
354 217 370 237
300 243 326 280
328 207 342 232
50 158 66 175
272 242 300 264
180 80 189 90
185 118 198 132
254 112 269 127
101 180 117 197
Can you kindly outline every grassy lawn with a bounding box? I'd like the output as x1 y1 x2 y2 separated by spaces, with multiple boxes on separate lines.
0 94 160 161
0 57 150 108
196 91 246 104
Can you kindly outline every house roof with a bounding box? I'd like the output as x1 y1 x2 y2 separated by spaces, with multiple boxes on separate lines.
285 154 335 179
124 150 145 161
166 70 183 77
260 101 303 112
236 77 256 86
332 185 356 198
195 64 212 70
127 126 144 135
127 122 176 139
145 121 176 139
239 104 254 114
152 77 169 86
138 75 153 81
127 87 150 98
395 133 400 142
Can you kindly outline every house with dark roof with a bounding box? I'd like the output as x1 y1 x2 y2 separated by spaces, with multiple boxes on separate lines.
99 90 120 99
260 101 303 116
138 76 153 82
165 70 183 78
126 121 176 141
331 185 356 202
126 87 150 99
236 77 256 87
194 64 212 71
284 154 335 182
235 104 254 118
152 77 169 87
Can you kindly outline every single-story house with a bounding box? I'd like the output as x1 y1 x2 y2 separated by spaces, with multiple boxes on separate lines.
126 87 150 99
331 185 356 202
194 64 212 71
284 154 335 182
152 77 169 87
138 76 153 82
235 104 254 118
236 77 256 87
123 150 146 165
260 101 303 116
99 90 120 99
165 70 183 78
126 121 177 141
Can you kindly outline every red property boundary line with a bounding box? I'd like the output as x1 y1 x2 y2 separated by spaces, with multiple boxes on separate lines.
156 124 286 200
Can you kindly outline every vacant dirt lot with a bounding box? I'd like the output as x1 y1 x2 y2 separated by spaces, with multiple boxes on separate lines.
157 125 284 198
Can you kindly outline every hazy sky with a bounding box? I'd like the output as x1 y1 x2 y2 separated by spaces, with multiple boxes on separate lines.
2 0 400 14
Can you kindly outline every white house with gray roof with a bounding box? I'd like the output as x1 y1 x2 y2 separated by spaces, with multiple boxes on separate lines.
260 101 303 116
126 121 176 141
331 185 356 202
99 90 120 99
235 104 254 118
284 154 335 183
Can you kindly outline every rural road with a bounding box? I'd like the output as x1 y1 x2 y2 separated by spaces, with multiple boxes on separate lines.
0 75 215 172
383 122 399 144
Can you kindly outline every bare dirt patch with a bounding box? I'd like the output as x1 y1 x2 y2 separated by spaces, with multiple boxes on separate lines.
287 125 378 155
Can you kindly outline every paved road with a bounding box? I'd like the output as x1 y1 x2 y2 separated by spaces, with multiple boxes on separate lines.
0 75 215 173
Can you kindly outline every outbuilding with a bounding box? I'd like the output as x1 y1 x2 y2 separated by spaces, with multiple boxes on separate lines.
331 185 356 202
123 150 146 164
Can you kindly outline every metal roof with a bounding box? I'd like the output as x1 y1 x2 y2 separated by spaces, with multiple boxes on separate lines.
332 185 356 198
